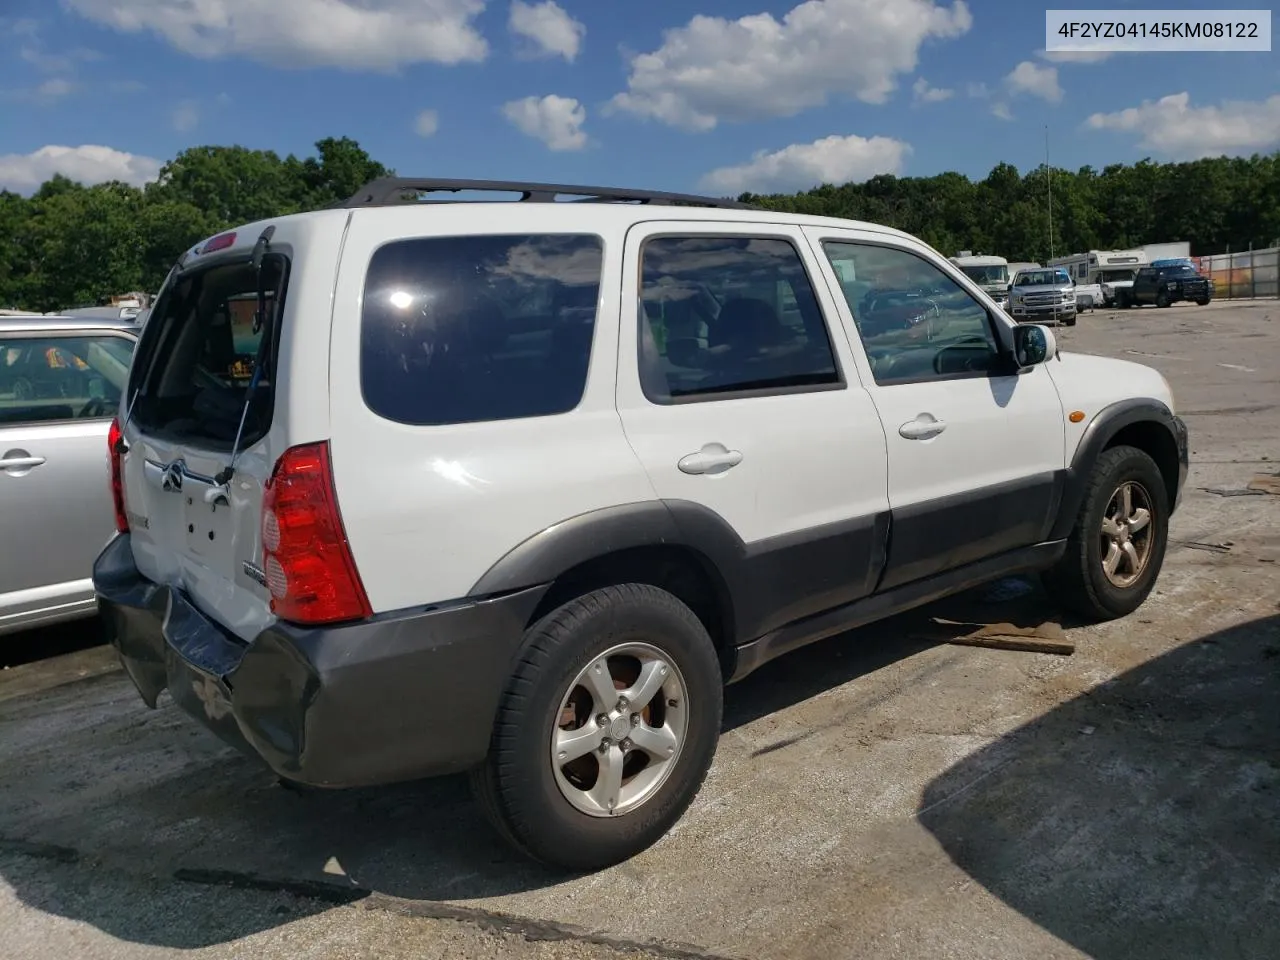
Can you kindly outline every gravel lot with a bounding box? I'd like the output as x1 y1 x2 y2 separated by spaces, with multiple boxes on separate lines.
3 298 1278 960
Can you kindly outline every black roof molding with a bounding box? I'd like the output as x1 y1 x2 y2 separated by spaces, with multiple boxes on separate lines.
332 177 757 211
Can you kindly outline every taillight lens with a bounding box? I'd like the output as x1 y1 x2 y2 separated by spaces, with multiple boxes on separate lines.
261 441 371 625
107 417 129 533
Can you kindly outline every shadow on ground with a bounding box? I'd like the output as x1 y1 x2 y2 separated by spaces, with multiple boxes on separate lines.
919 612 1280 960
0 577 1062 949
0 615 105 668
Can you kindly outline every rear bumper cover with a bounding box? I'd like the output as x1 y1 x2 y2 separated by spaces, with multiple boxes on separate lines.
93 534 547 788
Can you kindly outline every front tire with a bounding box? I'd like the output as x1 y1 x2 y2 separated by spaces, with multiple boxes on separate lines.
1156 290 1170 308
1043 445 1169 621
471 584 723 871
1196 297 1210 306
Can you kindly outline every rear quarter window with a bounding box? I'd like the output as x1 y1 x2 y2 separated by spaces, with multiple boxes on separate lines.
359 234 604 426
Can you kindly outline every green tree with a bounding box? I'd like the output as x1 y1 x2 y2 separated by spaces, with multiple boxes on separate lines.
2 142 1279 312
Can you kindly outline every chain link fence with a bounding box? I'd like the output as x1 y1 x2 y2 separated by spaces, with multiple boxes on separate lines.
1191 247 1280 299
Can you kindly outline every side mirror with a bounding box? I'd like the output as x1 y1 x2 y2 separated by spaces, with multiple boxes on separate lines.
1012 323 1056 368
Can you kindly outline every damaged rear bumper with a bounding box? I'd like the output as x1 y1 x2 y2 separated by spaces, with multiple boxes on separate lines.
92 534 546 788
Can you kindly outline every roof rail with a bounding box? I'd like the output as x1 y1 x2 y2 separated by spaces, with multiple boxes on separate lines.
332 177 757 210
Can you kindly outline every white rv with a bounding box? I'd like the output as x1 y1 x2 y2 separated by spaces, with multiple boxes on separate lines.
1048 249 1148 306
950 252 1010 309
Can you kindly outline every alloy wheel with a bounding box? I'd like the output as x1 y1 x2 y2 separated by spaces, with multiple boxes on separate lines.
550 642 689 817
1099 480 1155 588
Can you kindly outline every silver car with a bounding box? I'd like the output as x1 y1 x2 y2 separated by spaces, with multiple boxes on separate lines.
1 314 140 635
1008 268 1078 327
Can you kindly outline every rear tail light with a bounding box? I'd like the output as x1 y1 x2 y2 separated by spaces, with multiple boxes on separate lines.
107 417 129 533
261 441 371 625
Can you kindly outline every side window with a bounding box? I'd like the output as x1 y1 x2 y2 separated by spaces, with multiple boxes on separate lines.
638 235 840 403
0 334 136 426
821 241 1002 386
361 234 602 426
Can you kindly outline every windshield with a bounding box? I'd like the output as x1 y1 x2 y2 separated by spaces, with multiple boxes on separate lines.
959 264 1008 285
1016 269 1070 287
1159 265 1197 277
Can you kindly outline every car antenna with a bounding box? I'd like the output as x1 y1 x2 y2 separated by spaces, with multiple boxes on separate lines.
212 226 275 495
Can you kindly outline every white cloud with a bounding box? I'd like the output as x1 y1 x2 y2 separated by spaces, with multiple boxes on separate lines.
699 133 910 195
62 0 488 71
1 76 79 104
965 81 989 99
1087 92 1280 159
20 43 102 73
991 102 1014 121
509 1 584 62
414 108 440 137
2 18 40 37
171 100 199 132
36 77 77 100
1038 47 1112 64
0 144 162 194
912 77 954 103
1004 60 1062 102
609 0 973 131
502 94 587 150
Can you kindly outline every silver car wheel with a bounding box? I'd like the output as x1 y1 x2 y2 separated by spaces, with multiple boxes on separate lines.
1100 480 1155 588
550 642 689 818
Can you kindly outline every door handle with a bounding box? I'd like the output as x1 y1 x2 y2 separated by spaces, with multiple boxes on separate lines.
0 455 47 471
678 443 743 476
899 416 946 440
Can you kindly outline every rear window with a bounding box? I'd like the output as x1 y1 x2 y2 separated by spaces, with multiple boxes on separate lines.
126 255 287 449
360 234 603 426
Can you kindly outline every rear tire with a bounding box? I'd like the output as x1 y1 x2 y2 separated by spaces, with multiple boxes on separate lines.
471 584 723 871
1043 445 1169 621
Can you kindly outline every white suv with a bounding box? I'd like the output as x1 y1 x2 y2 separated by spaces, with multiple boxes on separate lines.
94 178 1188 871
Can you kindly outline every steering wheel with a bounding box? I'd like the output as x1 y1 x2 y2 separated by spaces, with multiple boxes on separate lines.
79 397 107 419
12 377 35 401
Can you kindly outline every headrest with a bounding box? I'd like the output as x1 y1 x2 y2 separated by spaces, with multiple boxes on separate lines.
711 297 785 353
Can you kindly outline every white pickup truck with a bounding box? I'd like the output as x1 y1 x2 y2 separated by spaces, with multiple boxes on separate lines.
1074 282 1106 311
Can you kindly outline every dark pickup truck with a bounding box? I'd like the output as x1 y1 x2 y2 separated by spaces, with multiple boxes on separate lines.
1118 262 1214 308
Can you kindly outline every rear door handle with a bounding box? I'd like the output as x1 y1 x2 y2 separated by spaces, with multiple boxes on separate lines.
0 455 46 471
899 416 946 440
678 443 743 476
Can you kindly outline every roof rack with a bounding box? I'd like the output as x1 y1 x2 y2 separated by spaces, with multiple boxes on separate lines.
333 177 757 211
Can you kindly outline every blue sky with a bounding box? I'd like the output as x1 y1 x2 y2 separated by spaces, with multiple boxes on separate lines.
1 1 1277 197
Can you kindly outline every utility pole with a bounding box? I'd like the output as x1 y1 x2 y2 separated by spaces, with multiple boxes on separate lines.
1045 125 1054 262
